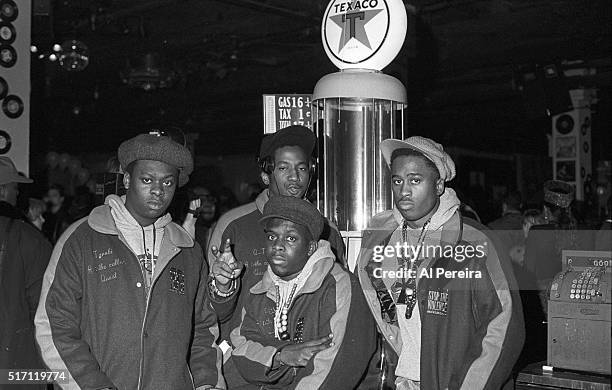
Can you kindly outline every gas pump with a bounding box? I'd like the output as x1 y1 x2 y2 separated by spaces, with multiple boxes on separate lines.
313 0 408 271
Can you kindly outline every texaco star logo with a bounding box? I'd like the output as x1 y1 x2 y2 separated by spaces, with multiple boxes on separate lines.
324 0 389 65
329 7 383 52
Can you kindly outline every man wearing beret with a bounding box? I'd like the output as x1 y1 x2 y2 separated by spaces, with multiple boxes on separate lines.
228 196 376 389
205 125 345 387
356 136 524 390
35 133 225 389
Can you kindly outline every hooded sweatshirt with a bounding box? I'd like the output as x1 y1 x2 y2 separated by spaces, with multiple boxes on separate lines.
231 240 377 390
107 195 171 293
357 188 524 390
391 188 460 381
35 195 224 390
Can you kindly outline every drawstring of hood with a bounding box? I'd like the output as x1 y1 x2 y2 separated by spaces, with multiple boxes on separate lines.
106 195 171 293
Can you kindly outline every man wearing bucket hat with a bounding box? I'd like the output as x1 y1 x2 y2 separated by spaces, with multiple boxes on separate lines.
356 136 524 390
230 195 376 389
35 134 225 389
1 157 52 386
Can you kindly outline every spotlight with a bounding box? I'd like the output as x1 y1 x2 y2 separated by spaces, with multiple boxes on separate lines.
53 43 61 52
49 53 57 61
58 40 89 72
30 45 38 53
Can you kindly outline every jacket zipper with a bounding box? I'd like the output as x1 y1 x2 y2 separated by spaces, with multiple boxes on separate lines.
137 290 151 390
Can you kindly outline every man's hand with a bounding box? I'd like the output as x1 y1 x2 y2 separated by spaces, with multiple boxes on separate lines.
210 238 243 291
182 198 201 238
277 334 334 367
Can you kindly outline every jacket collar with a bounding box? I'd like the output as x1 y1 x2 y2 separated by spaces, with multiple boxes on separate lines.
255 189 269 214
250 240 335 297
357 209 463 270
87 203 193 248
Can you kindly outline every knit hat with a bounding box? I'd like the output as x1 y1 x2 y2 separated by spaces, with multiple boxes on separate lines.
259 195 324 240
118 133 193 187
544 180 574 208
380 136 456 182
259 125 316 159
0 156 33 185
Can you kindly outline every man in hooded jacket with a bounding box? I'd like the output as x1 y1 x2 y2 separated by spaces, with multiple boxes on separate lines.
356 136 524 390
35 133 224 390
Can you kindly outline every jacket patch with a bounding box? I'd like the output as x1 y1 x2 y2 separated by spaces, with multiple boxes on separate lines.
426 289 449 316
169 267 185 295
258 305 276 337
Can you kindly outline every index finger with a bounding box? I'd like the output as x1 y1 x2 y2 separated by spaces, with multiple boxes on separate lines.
302 335 332 347
223 238 232 253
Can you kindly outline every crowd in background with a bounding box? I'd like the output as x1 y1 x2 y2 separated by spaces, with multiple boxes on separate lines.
2 147 612 389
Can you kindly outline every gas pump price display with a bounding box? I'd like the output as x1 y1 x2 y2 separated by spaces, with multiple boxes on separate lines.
263 94 313 134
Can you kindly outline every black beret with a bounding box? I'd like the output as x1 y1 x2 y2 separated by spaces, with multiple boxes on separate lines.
259 195 323 240
259 125 316 159
118 134 193 187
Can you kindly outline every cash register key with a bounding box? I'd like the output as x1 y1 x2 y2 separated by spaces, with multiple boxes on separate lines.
571 289 575 294
586 295 591 300
570 294 574 299
581 294 585 299
572 284 576 288
572 279 577 284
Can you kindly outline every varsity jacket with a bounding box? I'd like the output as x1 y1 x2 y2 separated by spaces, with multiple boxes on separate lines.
357 206 524 390
35 199 224 390
230 241 377 389
207 190 346 341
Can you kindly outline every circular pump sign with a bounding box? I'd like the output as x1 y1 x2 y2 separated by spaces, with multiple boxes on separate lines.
322 0 407 71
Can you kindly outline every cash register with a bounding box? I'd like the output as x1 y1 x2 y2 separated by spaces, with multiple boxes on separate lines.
548 250 611 375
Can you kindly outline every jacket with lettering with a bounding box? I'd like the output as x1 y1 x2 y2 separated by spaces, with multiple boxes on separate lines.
35 198 224 390
207 190 346 341
356 196 524 390
230 241 377 389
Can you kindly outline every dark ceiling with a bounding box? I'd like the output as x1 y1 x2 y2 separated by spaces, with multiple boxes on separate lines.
30 0 612 160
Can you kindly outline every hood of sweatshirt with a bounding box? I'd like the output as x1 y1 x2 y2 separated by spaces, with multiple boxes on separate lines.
251 240 336 299
392 187 461 246
104 194 172 262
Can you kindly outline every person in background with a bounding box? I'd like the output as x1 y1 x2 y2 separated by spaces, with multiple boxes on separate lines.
42 183 70 243
27 197 47 231
217 186 239 215
35 134 224 390
66 185 95 223
356 136 524 390
523 180 594 298
488 190 525 264
522 208 545 240
1 157 52 390
207 125 346 388
228 196 376 389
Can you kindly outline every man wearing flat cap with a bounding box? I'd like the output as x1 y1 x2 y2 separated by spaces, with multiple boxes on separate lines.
356 136 524 390
1 157 52 388
205 125 345 387
228 195 376 389
35 134 225 389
